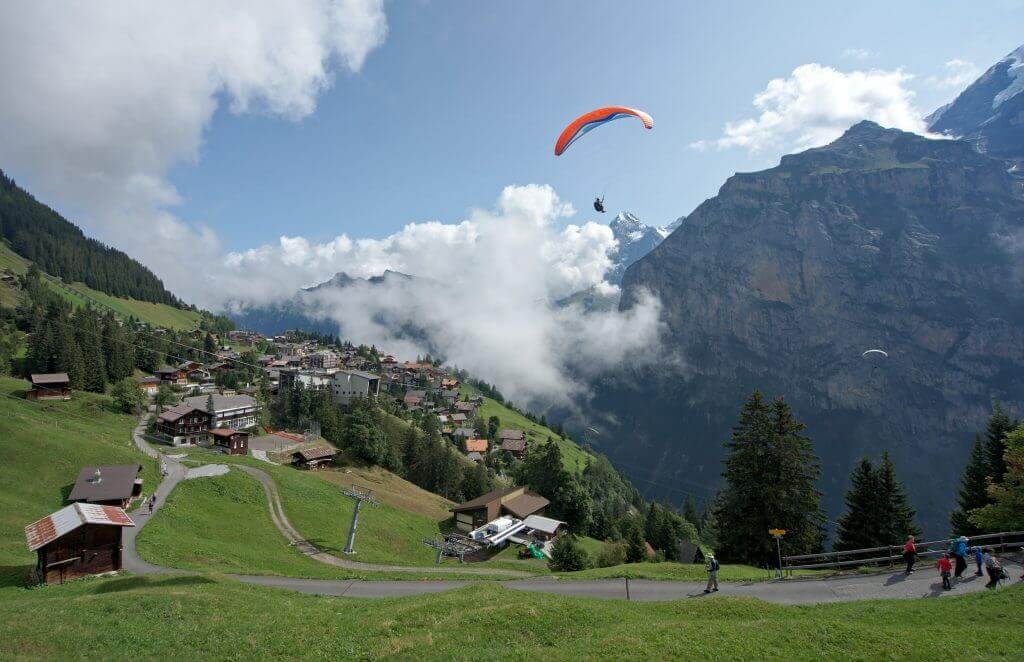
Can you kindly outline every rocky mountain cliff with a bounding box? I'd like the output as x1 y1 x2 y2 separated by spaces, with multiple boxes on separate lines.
928 44 1024 164
596 121 1024 535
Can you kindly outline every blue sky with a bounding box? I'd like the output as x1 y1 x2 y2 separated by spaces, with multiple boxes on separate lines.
166 0 1024 249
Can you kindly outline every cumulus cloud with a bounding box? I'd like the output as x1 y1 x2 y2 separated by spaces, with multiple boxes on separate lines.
926 59 981 91
224 185 665 406
0 0 387 298
691 63 931 154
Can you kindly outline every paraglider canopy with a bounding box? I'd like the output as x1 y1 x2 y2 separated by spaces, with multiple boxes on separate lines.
861 349 889 358
554 106 653 156
593 197 605 213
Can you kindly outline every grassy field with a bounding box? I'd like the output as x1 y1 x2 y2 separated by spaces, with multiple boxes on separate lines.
564 561 778 582
460 384 593 473
0 377 159 585
0 240 202 330
0 576 1021 659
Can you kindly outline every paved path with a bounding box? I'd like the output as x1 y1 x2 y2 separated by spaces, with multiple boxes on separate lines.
125 414 1024 601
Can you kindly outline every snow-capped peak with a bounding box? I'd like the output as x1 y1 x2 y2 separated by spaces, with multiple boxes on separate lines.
994 44 1024 108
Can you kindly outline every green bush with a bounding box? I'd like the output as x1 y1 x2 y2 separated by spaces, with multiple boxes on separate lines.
548 534 592 572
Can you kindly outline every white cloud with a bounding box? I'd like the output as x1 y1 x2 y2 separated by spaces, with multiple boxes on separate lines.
0 0 387 298
225 185 664 407
841 48 874 61
926 59 981 91
694 63 931 155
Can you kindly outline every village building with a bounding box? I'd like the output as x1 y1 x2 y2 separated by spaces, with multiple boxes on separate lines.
498 429 528 459
332 370 381 405
136 375 161 397
451 413 468 426
68 465 144 509
154 366 186 384
440 378 460 390
308 350 339 370
452 427 475 440
466 451 484 462
26 373 71 400
522 515 566 542
500 437 528 459
403 389 426 409
454 401 477 416
291 446 337 470
210 428 250 455
156 403 212 446
183 394 259 430
278 368 335 396
463 438 489 454
451 485 550 533
440 389 459 405
25 502 135 585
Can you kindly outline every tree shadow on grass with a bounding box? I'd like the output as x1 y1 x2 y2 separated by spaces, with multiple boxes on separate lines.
0 565 32 589
92 574 216 594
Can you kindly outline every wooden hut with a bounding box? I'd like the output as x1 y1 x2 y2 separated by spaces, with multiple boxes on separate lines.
210 428 249 455
26 373 71 400
24 503 135 585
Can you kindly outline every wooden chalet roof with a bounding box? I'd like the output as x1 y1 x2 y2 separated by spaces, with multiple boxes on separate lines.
25 503 134 551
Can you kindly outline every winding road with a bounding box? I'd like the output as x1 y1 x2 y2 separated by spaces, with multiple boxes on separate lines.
127 414 1022 603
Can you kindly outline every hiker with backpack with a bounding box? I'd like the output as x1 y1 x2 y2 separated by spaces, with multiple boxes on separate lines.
704 553 720 594
973 545 985 577
983 548 1002 589
952 535 969 579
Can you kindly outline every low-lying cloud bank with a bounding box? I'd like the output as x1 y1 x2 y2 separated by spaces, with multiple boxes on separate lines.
226 184 665 407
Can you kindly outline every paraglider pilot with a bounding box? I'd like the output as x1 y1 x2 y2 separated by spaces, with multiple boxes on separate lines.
593 197 605 213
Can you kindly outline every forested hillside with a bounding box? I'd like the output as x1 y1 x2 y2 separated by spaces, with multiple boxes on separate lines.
0 169 180 306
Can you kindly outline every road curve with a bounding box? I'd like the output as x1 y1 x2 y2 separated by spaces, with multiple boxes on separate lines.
126 414 1024 601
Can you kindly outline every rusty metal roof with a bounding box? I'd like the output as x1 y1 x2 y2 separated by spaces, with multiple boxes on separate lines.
25 503 134 551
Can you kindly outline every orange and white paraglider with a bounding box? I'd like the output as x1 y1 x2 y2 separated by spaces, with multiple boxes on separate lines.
554 106 654 156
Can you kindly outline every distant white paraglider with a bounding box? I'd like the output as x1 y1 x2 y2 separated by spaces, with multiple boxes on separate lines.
861 349 889 359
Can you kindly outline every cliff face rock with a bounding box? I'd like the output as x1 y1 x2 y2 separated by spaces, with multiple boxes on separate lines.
599 122 1024 533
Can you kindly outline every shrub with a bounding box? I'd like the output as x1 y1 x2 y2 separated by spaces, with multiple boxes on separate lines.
548 535 592 572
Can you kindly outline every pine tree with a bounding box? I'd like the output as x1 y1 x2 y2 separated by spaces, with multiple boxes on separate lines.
624 519 647 563
102 312 135 381
875 452 921 544
985 402 1019 483
835 458 881 551
74 307 107 392
52 318 85 389
970 424 1024 532
950 436 990 536
682 494 699 527
714 391 825 565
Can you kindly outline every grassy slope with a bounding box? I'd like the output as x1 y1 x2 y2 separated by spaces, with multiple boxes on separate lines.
460 384 593 473
0 577 1021 659
0 240 201 330
0 377 159 582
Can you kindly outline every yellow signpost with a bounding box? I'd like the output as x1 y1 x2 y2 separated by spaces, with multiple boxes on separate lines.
769 529 786 578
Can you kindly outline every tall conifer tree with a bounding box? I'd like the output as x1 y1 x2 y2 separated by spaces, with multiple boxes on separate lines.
714 391 825 565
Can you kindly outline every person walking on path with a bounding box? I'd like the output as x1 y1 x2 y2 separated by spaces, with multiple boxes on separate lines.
983 549 1002 589
903 535 917 574
704 554 720 594
973 545 985 577
937 553 953 590
953 536 969 579
149 493 157 514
